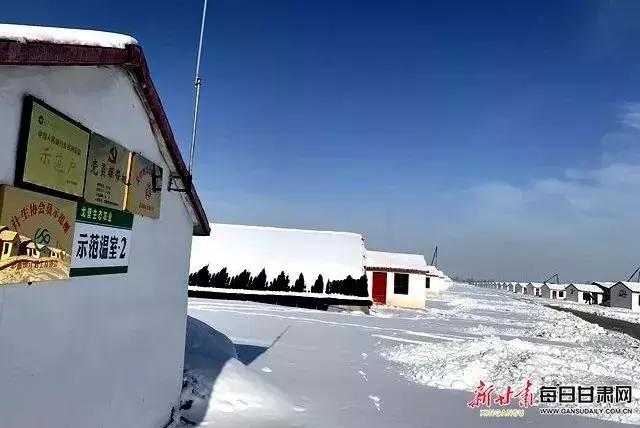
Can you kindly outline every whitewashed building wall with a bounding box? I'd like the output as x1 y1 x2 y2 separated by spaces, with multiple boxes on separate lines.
0 65 193 428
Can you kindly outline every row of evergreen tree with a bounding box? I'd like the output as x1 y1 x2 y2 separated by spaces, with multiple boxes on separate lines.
189 265 369 297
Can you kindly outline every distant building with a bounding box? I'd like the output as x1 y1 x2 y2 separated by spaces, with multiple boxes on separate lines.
527 282 543 297
608 282 640 312
425 266 450 294
365 251 430 309
514 282 527 294
565 283 603 304
541 283 567 300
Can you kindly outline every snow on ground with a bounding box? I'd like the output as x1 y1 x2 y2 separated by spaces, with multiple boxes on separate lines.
545 298 640 325
175 316 304 427
187 285 638 427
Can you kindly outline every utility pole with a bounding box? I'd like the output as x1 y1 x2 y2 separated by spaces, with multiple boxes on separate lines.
188 0 209 182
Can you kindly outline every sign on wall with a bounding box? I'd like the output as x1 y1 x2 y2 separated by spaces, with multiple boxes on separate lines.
16 96 90 199
70 202 133 277
126 153 162 219
84 133 131 210
0 185 77 286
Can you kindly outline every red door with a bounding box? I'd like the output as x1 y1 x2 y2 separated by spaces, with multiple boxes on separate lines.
552 290 557 299
372 272 387 304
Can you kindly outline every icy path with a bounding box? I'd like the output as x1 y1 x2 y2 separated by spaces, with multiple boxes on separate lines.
188 284 639 427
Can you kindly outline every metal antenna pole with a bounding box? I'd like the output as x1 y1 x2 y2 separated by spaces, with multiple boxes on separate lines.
188 0 209 179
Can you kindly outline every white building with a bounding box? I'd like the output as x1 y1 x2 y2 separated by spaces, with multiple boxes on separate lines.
541 283 567 300
608 282 640 312
425 266 451 294
0 25 209 428
565 283 603 304
514 282 527 294
527 282 543 296
191 223 366 291
365 250 430 309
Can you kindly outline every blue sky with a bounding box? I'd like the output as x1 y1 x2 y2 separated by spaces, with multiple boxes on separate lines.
6 1 640 281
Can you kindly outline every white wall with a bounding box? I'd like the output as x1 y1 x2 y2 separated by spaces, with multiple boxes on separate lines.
366 271 426 309
566 286 603 304
425 275 446 294
0 66 192 427
541 285 566 300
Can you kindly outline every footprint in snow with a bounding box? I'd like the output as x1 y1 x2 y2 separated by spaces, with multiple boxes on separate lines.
261 367 272 373
369 395 381 411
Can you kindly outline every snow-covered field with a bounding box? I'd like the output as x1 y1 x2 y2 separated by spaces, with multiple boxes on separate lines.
184 284 640 427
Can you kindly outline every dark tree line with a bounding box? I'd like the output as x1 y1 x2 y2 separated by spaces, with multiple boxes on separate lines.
189 265 368 297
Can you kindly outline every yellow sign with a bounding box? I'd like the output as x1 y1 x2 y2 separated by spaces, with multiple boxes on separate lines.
0 186 77 286
126 153 162 219
18 97 90 198
84 133 131 210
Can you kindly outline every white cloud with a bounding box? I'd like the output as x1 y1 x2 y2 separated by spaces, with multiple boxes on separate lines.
619 102 640 131
433 104 640 281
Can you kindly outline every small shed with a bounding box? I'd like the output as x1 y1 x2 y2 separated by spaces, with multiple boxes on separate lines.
527 282 543 297
366 250 429 309
608 282 640 312
565 283 603 304
514 282 527 294
425 266 451 294
541 283 567 300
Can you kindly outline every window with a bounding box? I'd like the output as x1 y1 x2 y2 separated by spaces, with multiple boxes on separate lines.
425 277 430 289
558 291 564 298
394 273 409 295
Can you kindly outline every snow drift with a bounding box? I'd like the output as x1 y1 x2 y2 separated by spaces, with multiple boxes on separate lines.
177 317 304 427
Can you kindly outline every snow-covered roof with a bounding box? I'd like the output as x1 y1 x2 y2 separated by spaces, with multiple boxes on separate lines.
0 24 209 235
544 283 568 291
592 281 616 289
0 24 137 48
191 223 365 281
568 283 603 293
365 250 428 273
528 282 544 288
615 282 640 293
426 265 445 278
